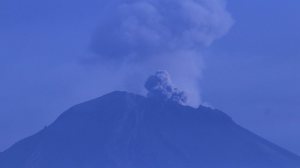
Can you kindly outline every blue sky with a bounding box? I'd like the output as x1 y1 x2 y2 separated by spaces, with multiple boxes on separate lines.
0 0 299 155
203 0 300 153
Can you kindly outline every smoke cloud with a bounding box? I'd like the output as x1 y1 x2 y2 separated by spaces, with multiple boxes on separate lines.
88 0 233 106
145 71 187 104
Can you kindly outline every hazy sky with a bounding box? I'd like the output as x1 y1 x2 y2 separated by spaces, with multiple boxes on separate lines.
0 0 299 155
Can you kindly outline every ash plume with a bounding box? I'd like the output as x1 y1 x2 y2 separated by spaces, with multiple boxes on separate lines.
87 0 234 106
145 71 187 104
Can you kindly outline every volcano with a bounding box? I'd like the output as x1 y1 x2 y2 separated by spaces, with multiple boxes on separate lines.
0 91 300 168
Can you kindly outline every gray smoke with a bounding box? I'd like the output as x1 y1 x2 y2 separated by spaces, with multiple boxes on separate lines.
145 71 187 104
88 0 233 106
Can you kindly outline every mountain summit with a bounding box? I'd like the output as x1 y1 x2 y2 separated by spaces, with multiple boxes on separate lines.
0 91 300 168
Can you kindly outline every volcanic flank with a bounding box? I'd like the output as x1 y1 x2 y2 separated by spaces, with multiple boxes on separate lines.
0 72 300 168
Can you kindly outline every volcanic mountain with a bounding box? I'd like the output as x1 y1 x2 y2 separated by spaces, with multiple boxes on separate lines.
0 90 300 168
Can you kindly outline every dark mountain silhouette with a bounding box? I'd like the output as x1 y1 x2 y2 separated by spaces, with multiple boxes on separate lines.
1 91 300 168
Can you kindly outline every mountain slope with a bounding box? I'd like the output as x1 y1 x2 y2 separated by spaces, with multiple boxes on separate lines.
1 91 300 168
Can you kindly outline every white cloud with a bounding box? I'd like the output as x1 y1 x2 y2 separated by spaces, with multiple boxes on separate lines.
87 0 234 106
